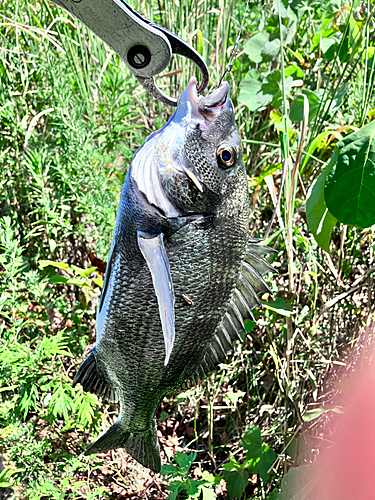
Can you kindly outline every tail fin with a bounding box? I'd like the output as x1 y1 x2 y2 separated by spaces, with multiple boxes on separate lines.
84 420 161 472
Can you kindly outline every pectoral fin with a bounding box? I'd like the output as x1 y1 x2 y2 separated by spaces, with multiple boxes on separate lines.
137 231 175 366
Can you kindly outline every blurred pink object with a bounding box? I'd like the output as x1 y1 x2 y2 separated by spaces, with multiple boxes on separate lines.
317 363 375 500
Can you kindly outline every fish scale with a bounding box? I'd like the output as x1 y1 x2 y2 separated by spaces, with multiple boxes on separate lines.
73 78 276 472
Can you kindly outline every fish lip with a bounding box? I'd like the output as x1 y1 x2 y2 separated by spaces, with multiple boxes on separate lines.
178 77 230 128
197 81 230 122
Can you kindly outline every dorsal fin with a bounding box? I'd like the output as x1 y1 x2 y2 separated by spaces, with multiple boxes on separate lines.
228 300 246 332
222 313 242 342
185 240 276 384
242 261 272 295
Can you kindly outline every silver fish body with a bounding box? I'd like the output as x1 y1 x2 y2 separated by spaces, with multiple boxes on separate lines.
73 79 275 472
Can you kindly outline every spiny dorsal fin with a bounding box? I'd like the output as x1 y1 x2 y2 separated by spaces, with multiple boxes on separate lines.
228 301 246 332
186 240 277 384
222 312 242 342
248 239 277 257
232 288 256 322
242 261 272 295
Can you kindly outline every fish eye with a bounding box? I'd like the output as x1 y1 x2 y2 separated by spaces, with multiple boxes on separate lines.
217 144 235 169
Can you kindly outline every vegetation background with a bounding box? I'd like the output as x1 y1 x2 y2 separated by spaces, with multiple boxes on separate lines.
1 0 375 498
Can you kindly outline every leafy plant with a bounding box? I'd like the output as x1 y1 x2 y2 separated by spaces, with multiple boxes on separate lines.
306 119 375 248
0 465 24 489
325 119 375 228
39 259 103 302
160 452 220 500
223 427 276 500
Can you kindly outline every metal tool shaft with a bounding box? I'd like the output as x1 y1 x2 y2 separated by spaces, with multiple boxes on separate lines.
50 0 209 106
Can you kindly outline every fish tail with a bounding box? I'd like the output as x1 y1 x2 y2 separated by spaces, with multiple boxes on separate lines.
124 421 161 473
84 419 161 473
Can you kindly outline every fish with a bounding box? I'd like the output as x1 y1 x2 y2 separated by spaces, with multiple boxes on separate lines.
72 77 275 473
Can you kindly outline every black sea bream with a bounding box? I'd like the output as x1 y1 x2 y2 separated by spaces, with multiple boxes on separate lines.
73 78 275 472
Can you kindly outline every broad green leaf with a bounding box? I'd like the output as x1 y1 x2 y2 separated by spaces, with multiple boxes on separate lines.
241 427 275 482
320 36 337 54
322 33 342 60
284 20 297 45
262 298 293 317
262 38 280 60
223 469 249 500
311 28 336 51
50 275 69 284
260 71 293 110
239 78 262 112
325 120 375 228
223 457 241 472
241 426 262 451
284 64 304 78
244 32 269 63
300 130 343 174
200 485 217 500
71 265 97 277
272 0 287 18
258 446 276 483
267 490 280 500
240 71 292 112
290 90 320 124
39 260 69 270
93 277 103 288
66 277 86 286
306 157 337 252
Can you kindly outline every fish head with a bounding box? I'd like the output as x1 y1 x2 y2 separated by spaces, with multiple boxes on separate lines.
130 77 247 218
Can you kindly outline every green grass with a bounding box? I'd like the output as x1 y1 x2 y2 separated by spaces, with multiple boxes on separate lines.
1 0 375 498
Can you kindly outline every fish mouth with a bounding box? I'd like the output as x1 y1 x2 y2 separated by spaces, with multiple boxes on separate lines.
178 77 230 129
